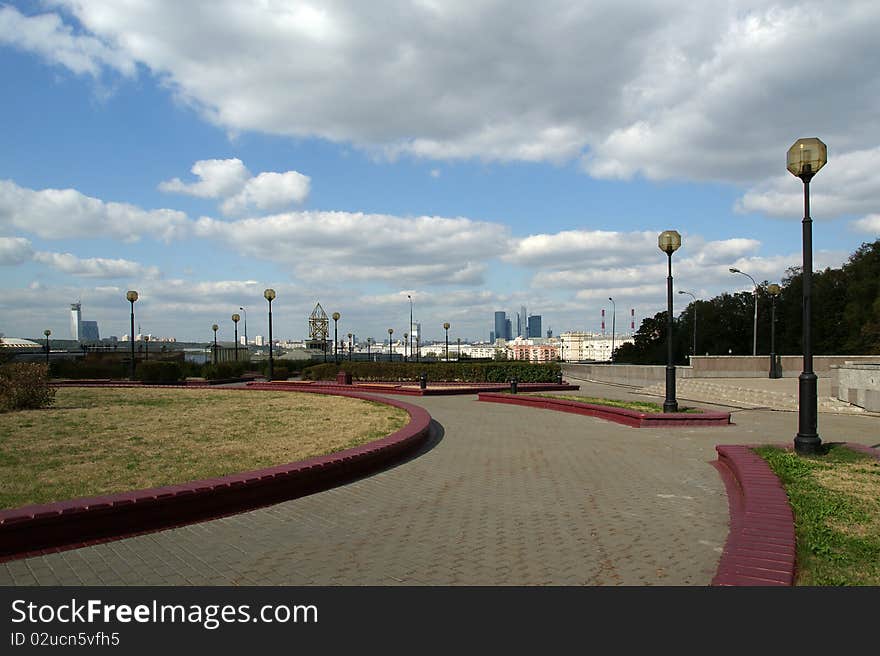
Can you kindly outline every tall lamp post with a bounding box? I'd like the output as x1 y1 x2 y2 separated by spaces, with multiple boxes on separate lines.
403 333 409 361
608 297 616 362
366 337 372 361
126 290 138 380
239 306 247 348
348 333 353 361
232 313 240 361
144 335 149 361
443 323 450 362
264 289 276 380
408 294 413 364
212 324 218 364
659 230 681 413
332 312 340 364
729 267 759 356
767 284 781 379
788 137 827 455
43 329 51 367
678 290 697 357
457 337 461 361
388 328 394 362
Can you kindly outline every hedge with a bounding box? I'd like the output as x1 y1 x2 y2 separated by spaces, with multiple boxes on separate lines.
0 363 57 412
136 360 183 383
301 361 560 383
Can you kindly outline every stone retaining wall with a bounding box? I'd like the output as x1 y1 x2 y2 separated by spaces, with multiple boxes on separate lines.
831 363 880 411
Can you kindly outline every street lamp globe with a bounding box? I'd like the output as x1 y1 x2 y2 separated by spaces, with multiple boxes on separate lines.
44 329 51 337
658 230 681 254
126 290 139 303
264 289 276 302
787 138 827 180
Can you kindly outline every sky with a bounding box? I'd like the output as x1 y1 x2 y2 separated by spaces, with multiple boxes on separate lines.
1 0 878 344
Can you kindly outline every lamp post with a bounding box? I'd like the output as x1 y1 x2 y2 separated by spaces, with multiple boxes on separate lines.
729 267 759 356
608 297 616 362
212 324 218 364
678 290 697 357
560 336 564 362
457 337 461 361
403 333 409 362
239 306 247 348
767 284 781 379
126 290 138 380
416 335 420 362
659 230 681 413
443 323 450 362
332 312 340 364
232 313 240 361
366 337 372 361
144 335 149 361
788 137 826 455
348 333 353 361
264 289 276 380
43 329 51 367
388 328 394 362
408 294 413 364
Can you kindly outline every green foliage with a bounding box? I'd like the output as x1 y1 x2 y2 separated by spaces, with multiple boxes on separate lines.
202 361 249 380
270 366 290 381
302 361 561 383
136 360 183 383
50 357 129 379
618 238 880 363
0 363 57 412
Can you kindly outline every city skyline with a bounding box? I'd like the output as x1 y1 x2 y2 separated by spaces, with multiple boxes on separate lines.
2 2 879 342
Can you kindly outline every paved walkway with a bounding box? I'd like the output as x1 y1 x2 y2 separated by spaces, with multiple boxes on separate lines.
2 381 877 586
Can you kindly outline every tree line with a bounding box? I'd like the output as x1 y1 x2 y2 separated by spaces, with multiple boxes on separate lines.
615 238 880 364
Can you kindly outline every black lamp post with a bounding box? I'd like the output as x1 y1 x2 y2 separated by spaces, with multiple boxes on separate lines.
212 324 218 364
729 267 759 356
404 333 409 361
408 294 413 364
443 322 450 362
144 335 149 361
659 230 681 413
264 288 276 380
678 290 697 358
332 312 340 364
348 333 353 361
366 337 372 361
239 306 247 348
788 137 826 455
388 328 394 362
232 313 240 361
126 290 138 380
457 337 461 360
608 297 616 362
767 284 781 379
416 335 420 362
43 329 51 367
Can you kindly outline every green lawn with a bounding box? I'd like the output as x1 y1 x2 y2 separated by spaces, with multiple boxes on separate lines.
525 393 702 413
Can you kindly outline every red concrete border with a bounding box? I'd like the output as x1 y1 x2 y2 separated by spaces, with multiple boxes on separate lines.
711 445 796 586
250 380 580 396
0 388 431 563
476 392 731 427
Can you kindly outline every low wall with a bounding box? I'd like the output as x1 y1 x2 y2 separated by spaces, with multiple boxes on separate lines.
564 356 880 386
690 355 879 378
831 363 880 411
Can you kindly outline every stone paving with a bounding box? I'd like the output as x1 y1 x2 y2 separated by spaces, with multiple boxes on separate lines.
2 380 876 586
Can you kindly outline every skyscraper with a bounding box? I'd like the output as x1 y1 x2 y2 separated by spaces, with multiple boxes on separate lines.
80 321 100 341
494 311 506 343
528 315 542 340
505 318 512 340
69 302 81 340
519 305 527 336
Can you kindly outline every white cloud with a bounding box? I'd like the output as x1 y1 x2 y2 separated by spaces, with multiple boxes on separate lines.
0 5 135 77
13 1 872 183
194 210 509 285
160 159 311 215
851 214 880 234
0 180 189 243
0 236 33 265
32 251 160 279
737 146 880 219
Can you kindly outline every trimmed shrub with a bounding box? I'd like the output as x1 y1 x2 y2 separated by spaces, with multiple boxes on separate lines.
202 361 249 380
301 361 560 383
50 358 128 379
136 360 183 383
0 363 57 412
271 366 290 381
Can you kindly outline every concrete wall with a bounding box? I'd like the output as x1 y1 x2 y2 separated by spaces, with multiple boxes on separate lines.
832 363 880 411
563 363 694 386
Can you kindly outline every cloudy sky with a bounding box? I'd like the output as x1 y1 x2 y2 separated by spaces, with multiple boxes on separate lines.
1 0 878 344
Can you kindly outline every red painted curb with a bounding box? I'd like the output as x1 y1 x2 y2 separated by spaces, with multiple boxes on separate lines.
476 392 732 427
0 388 432 563
711 445 796 586
248 381 580 396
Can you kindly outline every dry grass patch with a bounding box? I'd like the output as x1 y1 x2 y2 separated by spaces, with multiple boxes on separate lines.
0 387 408 509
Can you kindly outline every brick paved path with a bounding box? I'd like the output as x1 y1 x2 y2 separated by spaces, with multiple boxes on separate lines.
1 393 731 586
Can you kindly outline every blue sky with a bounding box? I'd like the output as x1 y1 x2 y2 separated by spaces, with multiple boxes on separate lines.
1 1 878 344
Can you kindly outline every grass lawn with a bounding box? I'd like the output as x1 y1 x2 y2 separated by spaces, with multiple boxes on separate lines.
524 393 702 414
0 387 408 510
756 444 880 586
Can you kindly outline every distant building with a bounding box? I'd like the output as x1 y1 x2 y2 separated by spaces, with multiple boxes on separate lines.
505 318 512 341
489 331 495 343
70 302 81 340
528 315 542 340
80 320 99 341
254 335 265 346
494 311 506 344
